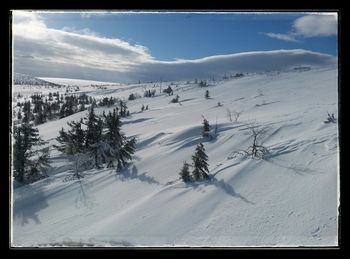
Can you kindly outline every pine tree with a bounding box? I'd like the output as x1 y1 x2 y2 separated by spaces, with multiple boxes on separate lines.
202 118 210 138
103 109 136 170
13 122 49 184
116 137 136 172
67 119 86 154
104 109 123 150
17 108 22 120
34 106 46 125
59 103 66 118
13 126 25 183
79 102 85 112
84 106 104 168
22 101 32 123
179 162 191 182
56 127 71 154
119 100 129 117
192 143 209 181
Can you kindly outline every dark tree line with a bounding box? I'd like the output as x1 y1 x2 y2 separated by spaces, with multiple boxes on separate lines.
16 92 96 125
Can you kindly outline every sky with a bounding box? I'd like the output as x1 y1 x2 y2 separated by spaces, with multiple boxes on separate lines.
12 11 338 83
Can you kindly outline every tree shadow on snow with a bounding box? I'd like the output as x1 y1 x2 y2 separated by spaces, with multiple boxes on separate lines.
116 165 160 185
262 157 321 175
12 184 49 226
74 178 95 209
208 178 255 205
184 177 255 205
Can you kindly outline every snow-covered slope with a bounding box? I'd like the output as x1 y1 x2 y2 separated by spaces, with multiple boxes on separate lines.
38 77 121 87
12 67 339 247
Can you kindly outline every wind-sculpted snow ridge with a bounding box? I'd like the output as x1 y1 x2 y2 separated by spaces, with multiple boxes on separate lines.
11 66 339 247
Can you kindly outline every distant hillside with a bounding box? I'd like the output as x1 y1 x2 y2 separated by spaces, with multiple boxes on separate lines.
13 73 62 87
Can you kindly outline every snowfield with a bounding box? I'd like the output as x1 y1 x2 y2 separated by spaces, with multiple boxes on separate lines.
11 66 339 247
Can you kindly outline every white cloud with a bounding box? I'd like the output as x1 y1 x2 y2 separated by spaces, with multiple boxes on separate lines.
13 11 154 73
293 14 337 37
264 33 299 43
80 12 120 18
61 26 100 36
264 13 337 42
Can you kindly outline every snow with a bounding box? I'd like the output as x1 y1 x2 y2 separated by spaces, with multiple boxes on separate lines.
38 77 121 87
11 66 339 247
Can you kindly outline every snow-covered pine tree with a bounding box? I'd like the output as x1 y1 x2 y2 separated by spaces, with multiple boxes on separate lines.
34 106 46 125
84 106 104 168
115 137 136 172
17 108 22 120
103 108 136 171
56 127 71 154
202 117 210 138
79 102 85 112
13 122 50 184
192 143 210 181
179 161 192 182
104 109 123 149
56 119 86 156
67 119 86 154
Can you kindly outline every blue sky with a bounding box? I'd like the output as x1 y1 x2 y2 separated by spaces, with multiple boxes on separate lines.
42 12 337 59
13 11 338 82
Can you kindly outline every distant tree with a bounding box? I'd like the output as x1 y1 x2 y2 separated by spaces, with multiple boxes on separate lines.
79 102 86 112
199 80 207 87
128 93 136 101
144 89 156 97
179 161 192 182
192 143 209 181
163 86 173 96
145 105 149 110
141 104 145 112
